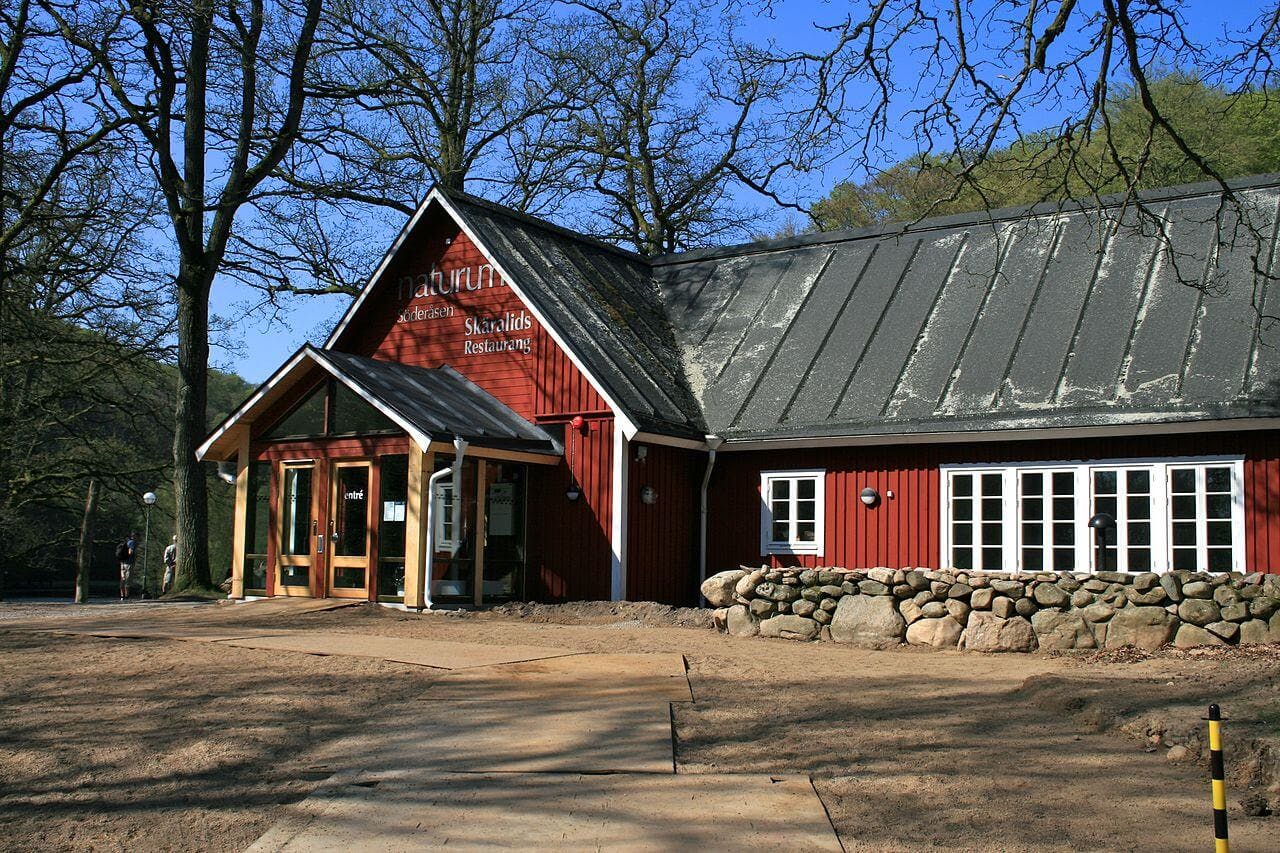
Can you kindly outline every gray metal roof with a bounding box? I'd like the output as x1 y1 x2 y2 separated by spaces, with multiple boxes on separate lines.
649 177 1280 440
319 348 561 454
445 191 707 437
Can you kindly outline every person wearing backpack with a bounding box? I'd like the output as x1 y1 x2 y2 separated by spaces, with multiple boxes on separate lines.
117 534 138 600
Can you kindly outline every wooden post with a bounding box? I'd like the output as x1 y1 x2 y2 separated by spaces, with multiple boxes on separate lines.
75 478 100 604
229 425 250 599
474 460 487 608
403 442 431 609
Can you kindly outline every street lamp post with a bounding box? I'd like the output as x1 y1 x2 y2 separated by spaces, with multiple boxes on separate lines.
142 491 157 599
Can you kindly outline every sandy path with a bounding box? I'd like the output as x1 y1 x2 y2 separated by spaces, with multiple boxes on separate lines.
1 600 1277 851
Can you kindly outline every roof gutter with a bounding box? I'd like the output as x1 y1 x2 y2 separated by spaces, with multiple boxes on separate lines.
424 436 468 610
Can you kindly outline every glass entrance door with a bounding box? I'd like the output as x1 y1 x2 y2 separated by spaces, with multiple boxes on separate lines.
481 462 526 603
278 463 315 596
328 461 372 598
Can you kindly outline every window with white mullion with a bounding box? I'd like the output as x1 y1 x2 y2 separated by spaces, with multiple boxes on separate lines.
1018 469 1080 571
760 470 825 555
949 470 1006 571
1169 464 1240 572
1091 466 1158 572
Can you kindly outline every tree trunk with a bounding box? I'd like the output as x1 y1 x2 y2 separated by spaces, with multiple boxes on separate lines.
75 478 99 603
172 262 212 591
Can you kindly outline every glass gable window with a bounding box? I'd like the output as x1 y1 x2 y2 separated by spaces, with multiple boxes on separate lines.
261 379 402 441
331 382 397 435
942 458 1244 573
264 384 327 439
759 470 825 555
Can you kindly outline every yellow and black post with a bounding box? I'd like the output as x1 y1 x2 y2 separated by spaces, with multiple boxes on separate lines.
1208 704 1229 853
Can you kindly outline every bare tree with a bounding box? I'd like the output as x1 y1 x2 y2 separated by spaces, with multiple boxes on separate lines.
785 1 1280 221
51 0 323 591
538 0 812 255
239 0 583 300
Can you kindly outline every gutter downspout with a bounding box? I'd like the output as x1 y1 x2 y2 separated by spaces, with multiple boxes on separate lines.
424 436 468 610
699 435 724 604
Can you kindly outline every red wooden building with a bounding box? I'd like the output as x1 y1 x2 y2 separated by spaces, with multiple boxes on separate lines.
199 176 1280 607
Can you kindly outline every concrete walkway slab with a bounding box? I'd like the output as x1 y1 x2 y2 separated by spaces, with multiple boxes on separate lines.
247 773 842 852
218 632 582 670
426 652 693 702
310 696 676 774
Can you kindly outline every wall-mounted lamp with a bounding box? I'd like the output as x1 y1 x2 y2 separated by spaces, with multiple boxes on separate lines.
640 485 658 505
565 481 582 502
860 486 879 507
635 445 648 462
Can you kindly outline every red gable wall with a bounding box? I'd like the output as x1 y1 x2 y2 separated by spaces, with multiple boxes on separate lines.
327 202 616 601
331 206 607 419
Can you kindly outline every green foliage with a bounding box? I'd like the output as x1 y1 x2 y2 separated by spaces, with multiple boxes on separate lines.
813 73 1280 231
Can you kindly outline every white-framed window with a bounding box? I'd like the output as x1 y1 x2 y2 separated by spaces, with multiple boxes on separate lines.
760 469 825 555
941 457 1244 573
433 480 459 554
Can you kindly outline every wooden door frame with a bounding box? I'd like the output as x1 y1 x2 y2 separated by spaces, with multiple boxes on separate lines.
276 460 317 597
327 458 374 599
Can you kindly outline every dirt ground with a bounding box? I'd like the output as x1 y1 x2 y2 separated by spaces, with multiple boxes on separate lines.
1 599 1278 852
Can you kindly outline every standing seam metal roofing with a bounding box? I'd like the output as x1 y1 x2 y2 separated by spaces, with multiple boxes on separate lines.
318 348 560 453
435 178 1280 442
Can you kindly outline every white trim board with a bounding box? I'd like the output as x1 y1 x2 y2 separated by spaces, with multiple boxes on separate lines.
716 417 1280 452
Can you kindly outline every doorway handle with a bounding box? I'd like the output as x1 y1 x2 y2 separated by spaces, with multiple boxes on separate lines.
329 518 339 543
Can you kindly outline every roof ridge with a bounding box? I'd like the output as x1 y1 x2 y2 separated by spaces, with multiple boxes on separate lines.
439 187 653 265
649 172 1280 266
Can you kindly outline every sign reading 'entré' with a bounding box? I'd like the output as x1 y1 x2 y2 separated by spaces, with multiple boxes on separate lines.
394 262 532 357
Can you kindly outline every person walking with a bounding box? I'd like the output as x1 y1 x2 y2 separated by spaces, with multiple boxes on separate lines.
162 535 177 594
117 533 138 600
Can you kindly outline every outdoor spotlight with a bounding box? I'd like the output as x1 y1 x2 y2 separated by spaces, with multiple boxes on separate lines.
565 482 582 502
860 486 878 507
640 485 658 505
143 491 157 505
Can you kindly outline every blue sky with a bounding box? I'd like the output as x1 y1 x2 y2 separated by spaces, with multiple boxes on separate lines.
211 0 1261 383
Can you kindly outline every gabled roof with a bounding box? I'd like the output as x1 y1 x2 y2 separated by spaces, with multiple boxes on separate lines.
197 346 560 461
297 174 1280 451
441 191 706 438
652 176 1280 441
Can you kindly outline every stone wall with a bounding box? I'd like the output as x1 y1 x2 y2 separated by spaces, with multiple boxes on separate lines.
701 567 1280 651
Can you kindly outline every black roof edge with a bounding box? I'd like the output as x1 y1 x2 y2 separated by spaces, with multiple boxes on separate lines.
438 186 653 265
650 172 1280 267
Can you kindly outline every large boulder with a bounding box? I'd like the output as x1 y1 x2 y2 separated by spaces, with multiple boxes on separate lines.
1238 619 1271 645
1032 583 1069 608
735 569 765 599
960 612 1038 653
758 614 820 641
1106 606 1177 650
906 616 964 648
726 604 758 637
701 569 747 607
1178 598 1221 627
1174 624 1225 648
830 594 906 649
1031 610 1096 650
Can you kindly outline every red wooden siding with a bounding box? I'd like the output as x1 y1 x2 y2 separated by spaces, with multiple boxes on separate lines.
626 442 701 605
331 207 605 419
707 430 1280 574
526 417 615 601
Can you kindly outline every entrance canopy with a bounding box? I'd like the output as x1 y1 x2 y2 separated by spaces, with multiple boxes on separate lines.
198 345 562 462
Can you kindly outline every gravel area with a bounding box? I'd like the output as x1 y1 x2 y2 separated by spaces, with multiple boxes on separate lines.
1 600 1277 851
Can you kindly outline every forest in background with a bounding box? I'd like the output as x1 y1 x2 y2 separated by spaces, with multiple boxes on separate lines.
4 0 1280 595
